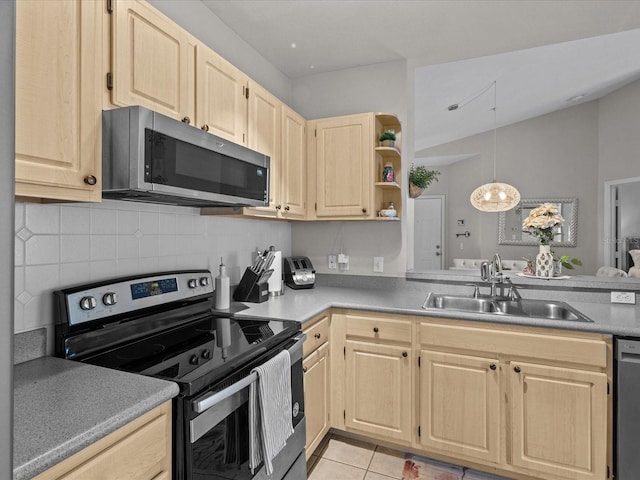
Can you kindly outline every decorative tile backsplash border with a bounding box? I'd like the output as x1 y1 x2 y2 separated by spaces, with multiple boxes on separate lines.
14 200 291 341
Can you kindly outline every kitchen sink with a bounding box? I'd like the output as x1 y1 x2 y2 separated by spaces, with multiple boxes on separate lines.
422 293 592 322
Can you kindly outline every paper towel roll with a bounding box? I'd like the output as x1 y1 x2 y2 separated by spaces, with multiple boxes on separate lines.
268 250 283 296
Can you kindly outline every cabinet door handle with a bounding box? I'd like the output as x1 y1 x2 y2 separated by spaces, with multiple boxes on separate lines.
275 205 282 210
201 124 210 132
362 208 367 214
514 366 521 373
181 116 191 124
84 175 97 186
314 333 321 340
402 351 408 358
285 206 290 211
490 364 497 371
373 327 379 333
303 366 308 373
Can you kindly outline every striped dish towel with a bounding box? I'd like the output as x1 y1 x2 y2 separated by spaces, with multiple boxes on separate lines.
249 349 294 475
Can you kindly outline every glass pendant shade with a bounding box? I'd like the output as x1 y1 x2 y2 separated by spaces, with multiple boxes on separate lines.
470 181 521 212
466 80 520 212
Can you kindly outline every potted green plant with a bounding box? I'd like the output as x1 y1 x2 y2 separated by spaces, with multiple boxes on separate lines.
551 250 582 276
409 164 440 198
378 130 396 147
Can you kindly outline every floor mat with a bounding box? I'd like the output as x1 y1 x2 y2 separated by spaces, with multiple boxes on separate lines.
401 456 463 480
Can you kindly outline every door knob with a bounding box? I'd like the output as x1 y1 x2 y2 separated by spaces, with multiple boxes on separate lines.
402 351 408 358
490 364 497 370
84 175 97 186
514 366 521 373
201 124 210 131
181 116 191 124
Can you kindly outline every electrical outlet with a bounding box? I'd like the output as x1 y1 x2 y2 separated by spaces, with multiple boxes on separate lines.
611 291 636 304
373 256 384 273
328 255 337 269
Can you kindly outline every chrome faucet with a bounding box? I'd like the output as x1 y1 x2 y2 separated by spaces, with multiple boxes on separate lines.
480 253 505 297
491 253 502 278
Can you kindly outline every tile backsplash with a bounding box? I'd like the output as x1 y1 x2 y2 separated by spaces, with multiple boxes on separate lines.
14 200 291 345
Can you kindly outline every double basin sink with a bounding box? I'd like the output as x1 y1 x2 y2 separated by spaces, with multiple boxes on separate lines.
422 293 592 322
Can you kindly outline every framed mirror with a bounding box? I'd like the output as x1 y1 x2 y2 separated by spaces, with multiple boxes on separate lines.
498 198 578 247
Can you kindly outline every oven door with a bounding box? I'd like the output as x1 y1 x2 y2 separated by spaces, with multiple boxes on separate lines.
182 334 305 480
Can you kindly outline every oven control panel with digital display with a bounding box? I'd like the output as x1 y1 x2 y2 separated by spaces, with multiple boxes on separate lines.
62 271 214 326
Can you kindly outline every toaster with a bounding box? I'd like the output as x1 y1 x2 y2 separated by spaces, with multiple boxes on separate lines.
283 256 316 289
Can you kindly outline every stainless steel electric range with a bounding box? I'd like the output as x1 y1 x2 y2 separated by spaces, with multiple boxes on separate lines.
54 270 306 480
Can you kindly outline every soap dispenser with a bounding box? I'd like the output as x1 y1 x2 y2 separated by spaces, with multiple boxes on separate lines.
215 258 230 309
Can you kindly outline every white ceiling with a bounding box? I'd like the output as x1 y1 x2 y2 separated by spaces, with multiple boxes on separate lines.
201 1 640 152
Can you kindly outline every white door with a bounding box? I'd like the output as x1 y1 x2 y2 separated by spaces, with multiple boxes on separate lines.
415 196 444 270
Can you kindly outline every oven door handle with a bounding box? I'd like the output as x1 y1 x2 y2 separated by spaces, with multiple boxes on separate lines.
194 370 257 413
193 333 305 414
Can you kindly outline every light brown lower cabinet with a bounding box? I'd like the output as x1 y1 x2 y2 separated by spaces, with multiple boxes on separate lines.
303 342 330 459
321 310 612 480
33 401 172 480
302 315 331 458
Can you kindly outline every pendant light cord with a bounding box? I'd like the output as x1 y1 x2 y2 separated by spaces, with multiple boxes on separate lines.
492 80 497 183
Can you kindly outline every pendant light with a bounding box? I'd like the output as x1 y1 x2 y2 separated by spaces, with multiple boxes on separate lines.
468 81 520 212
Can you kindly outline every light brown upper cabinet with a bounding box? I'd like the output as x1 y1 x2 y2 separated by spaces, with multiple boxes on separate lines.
279 105 307 219
309 113 373 219
195 45 248 145
110 0 195 123
245 81 282 213
307 112 402 221
15 0 103 202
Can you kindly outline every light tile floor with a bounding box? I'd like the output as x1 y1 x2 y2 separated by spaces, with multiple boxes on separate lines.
307 435 407 480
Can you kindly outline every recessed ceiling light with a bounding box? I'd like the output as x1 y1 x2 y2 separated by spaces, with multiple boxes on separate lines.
309 65 315 70
290 43 296 49
566 94 586 102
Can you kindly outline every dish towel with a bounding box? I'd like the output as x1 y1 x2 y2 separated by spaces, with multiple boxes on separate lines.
249 349 294 475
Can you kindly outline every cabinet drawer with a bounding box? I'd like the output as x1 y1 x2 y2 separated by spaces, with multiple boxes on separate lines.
420 321 607 368
303 315 330 358
34 402 172 480
345 314 411 343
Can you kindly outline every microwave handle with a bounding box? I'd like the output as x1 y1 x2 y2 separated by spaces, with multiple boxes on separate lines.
193 334 305 414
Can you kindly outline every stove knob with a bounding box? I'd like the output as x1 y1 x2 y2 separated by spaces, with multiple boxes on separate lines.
79 296 97 311
199 276 210 287
201 350 211 359
102 292 118 306
188 279 198 289
190 355 199 365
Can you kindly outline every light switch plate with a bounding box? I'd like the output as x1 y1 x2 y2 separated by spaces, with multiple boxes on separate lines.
611 291 636 304
328 255 337 269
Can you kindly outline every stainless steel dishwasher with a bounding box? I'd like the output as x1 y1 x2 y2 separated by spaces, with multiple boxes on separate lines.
616 338 640 479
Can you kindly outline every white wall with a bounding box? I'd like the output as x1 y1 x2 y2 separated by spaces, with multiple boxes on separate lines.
149 0 293 104
291 61 409 277
597 79 640 264
416 101 600 274
14 200 291 353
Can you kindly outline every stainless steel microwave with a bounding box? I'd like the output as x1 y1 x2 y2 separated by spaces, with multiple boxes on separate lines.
102 106 269 207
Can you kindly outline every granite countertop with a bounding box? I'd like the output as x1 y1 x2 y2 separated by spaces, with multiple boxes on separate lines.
234 284 640 337
13 356 179 480
15 281 640 480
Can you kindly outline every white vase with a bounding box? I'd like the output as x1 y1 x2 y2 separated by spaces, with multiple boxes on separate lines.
536 244 554 278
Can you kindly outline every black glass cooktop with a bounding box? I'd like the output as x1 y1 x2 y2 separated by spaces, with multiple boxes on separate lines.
80 315 299 395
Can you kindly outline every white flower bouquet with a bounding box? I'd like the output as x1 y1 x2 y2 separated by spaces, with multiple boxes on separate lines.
522 203 564 245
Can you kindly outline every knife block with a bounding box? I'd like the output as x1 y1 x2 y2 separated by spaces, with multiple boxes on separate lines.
233 268 269 303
